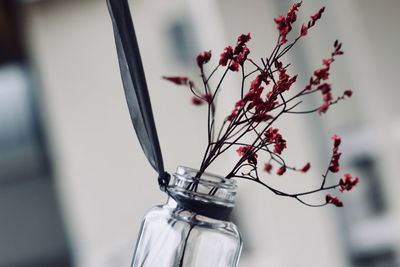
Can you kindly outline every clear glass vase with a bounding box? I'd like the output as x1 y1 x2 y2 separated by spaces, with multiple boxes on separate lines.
131 166 242 267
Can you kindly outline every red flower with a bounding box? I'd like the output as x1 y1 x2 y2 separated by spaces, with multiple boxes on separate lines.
314 68 329 80
329 150 342 173
274 2 302 44
163 76 194 87
191 96 204 106
310 7 325 26
339 173 359 192
318 101 329 114
229 60 240 72
235 99 245 109
287 2 302 23
300 162 311 173
237 47 250 65
317 84 333 115
326 194 343 207
344 90 353 97
332 134 341 148
234 44 244 55
219 46 233 66
323 57 334 66
329 163 340 173
264 128 278 140
162 76 189 85
277 166 286 176
274 16 286 31
329 135 342 173
333 42 344 56
274 15 290 44
264 163 273 173
323 92 332 102
253 113 273 123
236 145 258 164
237 33 251 44
306 41 343 94
226 109 238 121
274 141 287 155
319 83 331 94
196 50 212 68
250 74 269 90
236 145 250 156
300 24 308 36
161 3 358 209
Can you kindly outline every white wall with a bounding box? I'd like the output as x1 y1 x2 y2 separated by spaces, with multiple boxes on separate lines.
22 0 400 266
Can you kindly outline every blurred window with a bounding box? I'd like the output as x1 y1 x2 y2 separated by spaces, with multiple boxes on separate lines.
166 18 197 66
0 1 72 266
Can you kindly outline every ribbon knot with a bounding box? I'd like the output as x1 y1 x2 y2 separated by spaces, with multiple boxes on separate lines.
158 172 170 191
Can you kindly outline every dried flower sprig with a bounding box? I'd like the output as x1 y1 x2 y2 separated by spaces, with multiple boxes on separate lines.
163 2 359 207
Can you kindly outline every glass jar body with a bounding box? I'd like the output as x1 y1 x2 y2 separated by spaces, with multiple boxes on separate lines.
132 198 242 267
131 167 242 267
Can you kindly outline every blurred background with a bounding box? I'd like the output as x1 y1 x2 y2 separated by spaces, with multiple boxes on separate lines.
1 0 400 266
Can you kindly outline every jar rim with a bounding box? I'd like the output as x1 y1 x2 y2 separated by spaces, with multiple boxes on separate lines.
166 165 237 214
175 165 237 189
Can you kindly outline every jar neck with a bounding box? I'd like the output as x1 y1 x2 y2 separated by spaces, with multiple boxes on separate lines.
166 166 237 221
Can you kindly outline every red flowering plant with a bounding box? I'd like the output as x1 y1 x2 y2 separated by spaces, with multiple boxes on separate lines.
163 2 359 207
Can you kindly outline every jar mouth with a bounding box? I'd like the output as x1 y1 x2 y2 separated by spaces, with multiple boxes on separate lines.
167 166 237 209
175 166 237 189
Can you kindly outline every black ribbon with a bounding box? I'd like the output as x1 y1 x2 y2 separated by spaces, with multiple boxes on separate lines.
169 192 233 221
107 0 170 190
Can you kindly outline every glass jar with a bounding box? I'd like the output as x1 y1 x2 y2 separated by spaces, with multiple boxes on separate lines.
131 166 242 267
